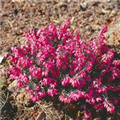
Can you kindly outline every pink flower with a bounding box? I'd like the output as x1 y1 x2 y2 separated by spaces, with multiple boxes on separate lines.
4 52 9 58
61 76 71 86
59 93 72 103
17 81 24 88
35 84 40 90
7 19 120 117
70 78 80 88
31 96 37 102
96 97 102 102
26 86 30 91
84 111 91 119
47 89 57 97
112 60 120 66
38 92 46 97
107 105 115 114
69 91 81 101
1 69 6 75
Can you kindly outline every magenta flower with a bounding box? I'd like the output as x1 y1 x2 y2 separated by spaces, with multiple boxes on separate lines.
7 20 120 117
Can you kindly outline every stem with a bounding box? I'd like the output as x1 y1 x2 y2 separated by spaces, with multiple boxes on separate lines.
64 104 67 120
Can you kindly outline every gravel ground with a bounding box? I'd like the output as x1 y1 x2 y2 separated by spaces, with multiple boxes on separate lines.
0 0 120 120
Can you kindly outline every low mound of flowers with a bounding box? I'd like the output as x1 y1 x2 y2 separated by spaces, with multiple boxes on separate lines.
7 20 120 118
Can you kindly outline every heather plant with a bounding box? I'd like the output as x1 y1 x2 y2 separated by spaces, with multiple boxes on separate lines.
7 20 120 118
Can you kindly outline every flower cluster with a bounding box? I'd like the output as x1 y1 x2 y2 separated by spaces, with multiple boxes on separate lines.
7 20 120 118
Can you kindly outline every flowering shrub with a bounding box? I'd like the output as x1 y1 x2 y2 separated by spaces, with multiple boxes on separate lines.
7 20 120 118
